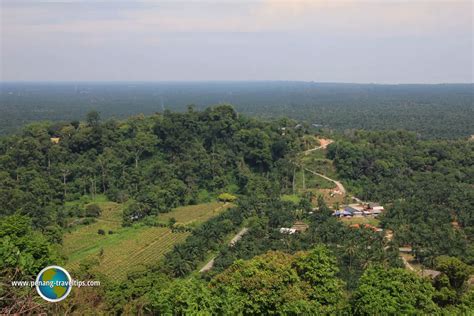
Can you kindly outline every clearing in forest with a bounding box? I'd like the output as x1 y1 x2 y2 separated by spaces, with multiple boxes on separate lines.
311 188 346 207
63 201 228 281
295 168 336 192
340 216 380 227
158 201 231 225
296 142 348 207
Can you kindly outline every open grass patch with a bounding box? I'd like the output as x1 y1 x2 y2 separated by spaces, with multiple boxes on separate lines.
280 194 301 204
308 188 346 208
295 169 335 191
301 153 338 179
158 202 230 225
340 216 380 227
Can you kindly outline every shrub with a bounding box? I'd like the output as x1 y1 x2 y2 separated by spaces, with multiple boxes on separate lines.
226 183 239 194
218 193 237 203
197 189 212 203
168 217 177 228
85 204 102 217
65 204 84 217
81 218 96 225
107 188 129 204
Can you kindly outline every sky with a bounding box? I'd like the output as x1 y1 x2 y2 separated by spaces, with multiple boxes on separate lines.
1 0 473 83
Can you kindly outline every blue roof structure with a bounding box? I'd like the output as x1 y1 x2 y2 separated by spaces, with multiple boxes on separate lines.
333 210 352 216
345 206 363 214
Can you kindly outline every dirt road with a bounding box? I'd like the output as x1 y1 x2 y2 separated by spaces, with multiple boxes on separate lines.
304 139 425 274
401 256 415 271
301 139 365 200
229 227 249 246
304 168 346 195
301 138 346 194
199 227 249 273
303 138 333 155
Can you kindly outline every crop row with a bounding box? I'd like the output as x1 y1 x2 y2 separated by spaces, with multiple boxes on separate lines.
96 229 189 280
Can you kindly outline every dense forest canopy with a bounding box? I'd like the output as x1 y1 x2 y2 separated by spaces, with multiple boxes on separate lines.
1 82 473 139
0 106 473 314
0 105 303 229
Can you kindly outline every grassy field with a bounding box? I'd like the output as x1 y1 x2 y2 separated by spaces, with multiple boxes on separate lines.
340 216 380 227
309 188 346 207
63 203 123 259
295 169 336 191
64 194 109 207
280 194 301 204
158 202 230 224
297 146 339 192
63 201 228 281
296 147 349 208
301 151 338 179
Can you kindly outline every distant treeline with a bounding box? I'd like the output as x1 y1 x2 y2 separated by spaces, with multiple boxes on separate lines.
1 82 473 139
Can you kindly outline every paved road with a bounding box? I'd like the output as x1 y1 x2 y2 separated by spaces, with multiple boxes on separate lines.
199 227 249 273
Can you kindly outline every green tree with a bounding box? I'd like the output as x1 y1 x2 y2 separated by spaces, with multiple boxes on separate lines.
218 192 237 203
211 247 347 315
86 111 101 127
148 278 216 314
0 215 59 313
435 256 472 293
293 245 347 310
0 215 59 277
85 204 102 217
432 255 473 307
352 266 438 315
124 131 158 169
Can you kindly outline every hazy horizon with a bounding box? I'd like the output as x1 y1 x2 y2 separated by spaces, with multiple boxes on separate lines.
1 80 474 85
1 0 473 83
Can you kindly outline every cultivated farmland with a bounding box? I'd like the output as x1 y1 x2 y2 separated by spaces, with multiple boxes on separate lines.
158 201 231 224
63 201 228 281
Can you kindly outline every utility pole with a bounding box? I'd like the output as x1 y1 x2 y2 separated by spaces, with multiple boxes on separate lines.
292 166 296 194
61 168 70 197
302 168 306 190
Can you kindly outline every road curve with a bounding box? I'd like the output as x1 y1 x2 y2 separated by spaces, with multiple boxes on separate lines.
301 138 346 193
304 140 422 274
303 139 334 155
304 168 346 195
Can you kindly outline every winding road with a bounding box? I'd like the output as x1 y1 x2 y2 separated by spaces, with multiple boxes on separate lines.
200 138 350 273
304 168 346 195
302 139 435 275
300 138 349 196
